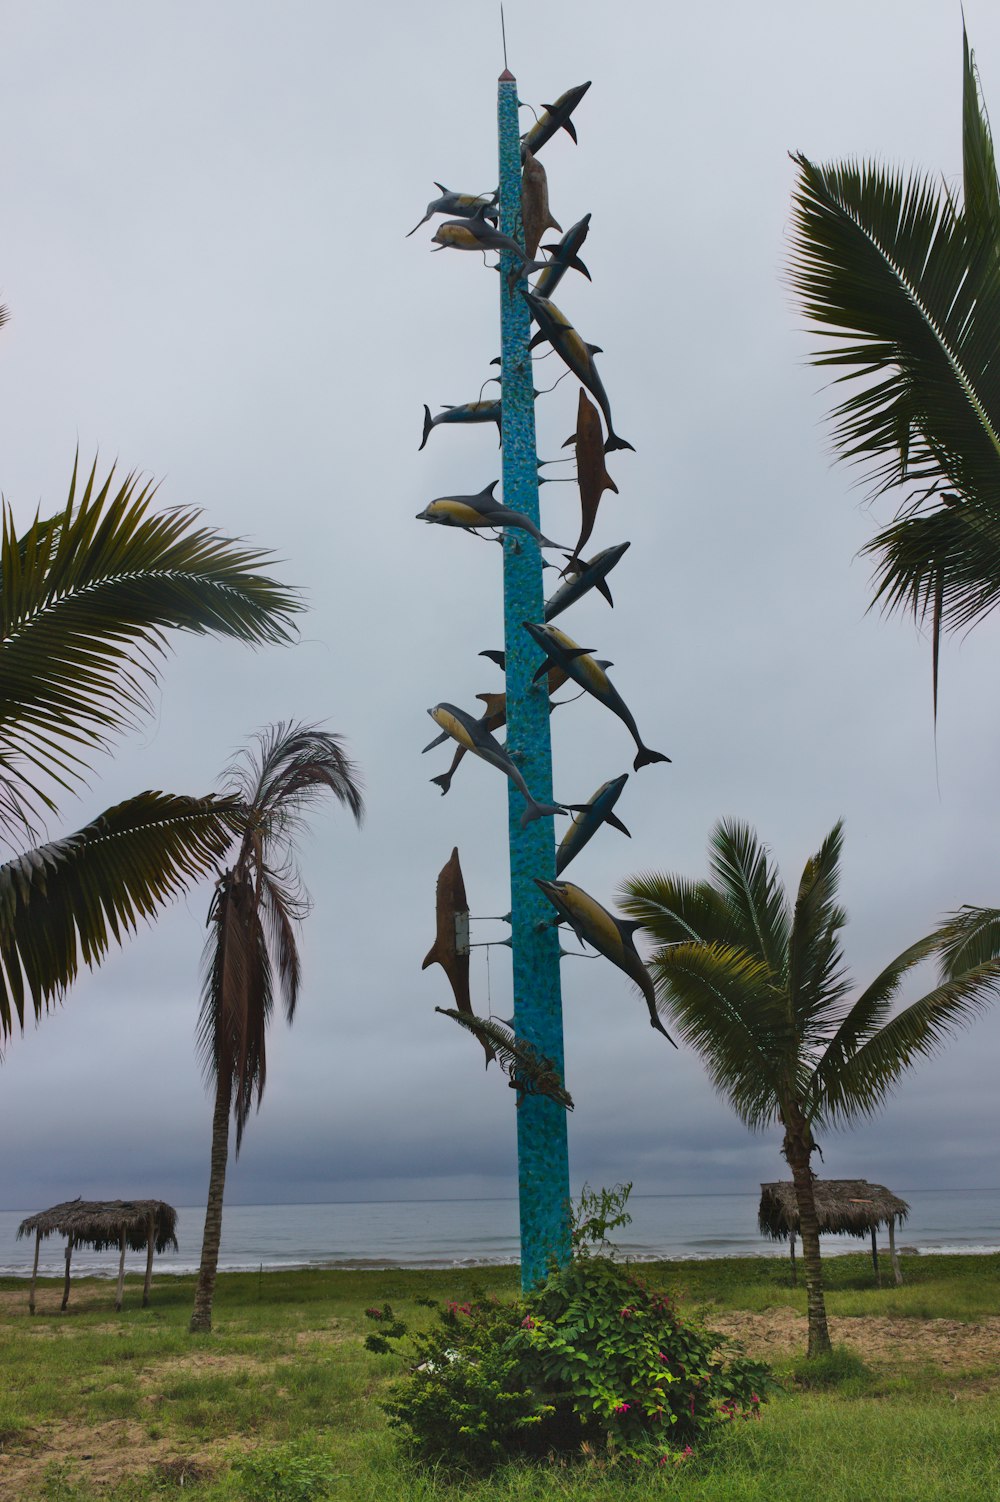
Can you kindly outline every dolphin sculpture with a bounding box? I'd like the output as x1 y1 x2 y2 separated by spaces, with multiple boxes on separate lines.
532 214 592 301
520 82 592 159
563 388 620 564
420 400 502 451
425 691 506 795
522 621 671 771
544 542 630 623
422 848 494 1065
432 213 547 285
406 184 498 238
522 291 634 453
534 878 675 1044
556 774 630 875
426 703 564 828
416 481 564 549
521 149 561 259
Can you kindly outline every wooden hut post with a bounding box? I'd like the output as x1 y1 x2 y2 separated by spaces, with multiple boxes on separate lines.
888 1216 903 1286
61 1233 74 1310
28 1228 41 1314
115 1229 127 1312
142 1212 155 1308
788 1230 797 1286
870 1226 881 1287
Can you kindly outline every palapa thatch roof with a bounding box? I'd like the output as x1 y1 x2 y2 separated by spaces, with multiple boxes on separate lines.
758 1180 909 1241
17 1198 178 1254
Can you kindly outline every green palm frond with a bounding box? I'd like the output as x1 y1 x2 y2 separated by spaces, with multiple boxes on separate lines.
962 24 1000 240
649 942 793 1130
786 821 851 1048
707 820 791 976
816 957 1000 1124
435 1008 574 1111
0 458 302 833
0 790 241 1040
936 905 1000 976
618 872 743 949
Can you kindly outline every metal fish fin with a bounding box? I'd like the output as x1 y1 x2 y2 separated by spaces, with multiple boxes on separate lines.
419 404 434 450
586 343 603 355
595 578 614 606
606 812 631 837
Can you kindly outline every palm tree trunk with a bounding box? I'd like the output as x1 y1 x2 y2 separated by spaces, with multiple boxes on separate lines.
190 1071 232 1333
783 1120 832 1358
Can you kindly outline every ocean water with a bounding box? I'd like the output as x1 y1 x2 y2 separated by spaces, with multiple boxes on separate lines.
1 1187 997 1279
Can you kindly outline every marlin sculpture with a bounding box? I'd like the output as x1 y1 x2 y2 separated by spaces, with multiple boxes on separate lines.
522 291 634 453
406 184 498 238
534 878 675 1044
532 213 592 300
521 149 561 259
419 400 502 451
416 481 564 549
556 774 630 875
520 82 592 159
564 388 620 564
544 542 630 623
422 848 494 1064
522 621 671 771
426 703 564 828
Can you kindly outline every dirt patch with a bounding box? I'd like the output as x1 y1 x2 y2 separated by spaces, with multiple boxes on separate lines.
136 1351 267 1385
0 1419 246 1498
711 1306 1000 1377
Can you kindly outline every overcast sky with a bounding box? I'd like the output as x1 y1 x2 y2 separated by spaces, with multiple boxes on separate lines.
2 1 1000 1221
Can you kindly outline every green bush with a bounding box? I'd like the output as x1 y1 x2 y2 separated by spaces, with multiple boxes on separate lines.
364 1259 773 1473
230 1440 341 1501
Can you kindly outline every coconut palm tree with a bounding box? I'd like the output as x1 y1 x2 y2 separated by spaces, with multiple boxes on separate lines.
620 820 1000 1357
0 457 299 1041
789 26 1000 713
189 724 364 1334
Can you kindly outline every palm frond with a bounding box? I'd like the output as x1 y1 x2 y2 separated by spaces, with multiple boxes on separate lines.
0 791 241 1040
648 942 794 1130
707 820 791 976
962 24 1000 242
785 821 851 1049
935 904 1000 976
816 958 1000 1124
0 458 302 833
618 872 743 949
435 1008 574 1110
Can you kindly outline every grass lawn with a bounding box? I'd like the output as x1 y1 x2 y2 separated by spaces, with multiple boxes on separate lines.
0 1254 997 1500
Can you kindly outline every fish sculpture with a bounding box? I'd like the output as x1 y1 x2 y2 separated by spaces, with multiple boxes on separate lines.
564 389 620 564
522 621 671 771
406 184 498 238
534 878 675 1045
520 82 592 159
416 481 564 549
532 214 592 300
544 542 630 623
422 848 494 1065
419 400 502 451
426 703 564 827
556 774 630 875
435 1008 574 1110
521 150 561 259
522 291 634 453
432 213 547 285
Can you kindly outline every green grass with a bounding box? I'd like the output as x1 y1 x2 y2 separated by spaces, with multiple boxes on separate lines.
0 1257 997 1500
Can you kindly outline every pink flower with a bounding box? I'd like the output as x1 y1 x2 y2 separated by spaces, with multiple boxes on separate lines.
520 1315 535 1329
619 1306 634 1320
614 1402 631 1415
658 1351 668 1362
682 1446 693 1457
365 1307 383 1320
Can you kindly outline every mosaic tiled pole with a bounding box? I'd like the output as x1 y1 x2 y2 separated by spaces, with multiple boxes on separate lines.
497 68 571 1289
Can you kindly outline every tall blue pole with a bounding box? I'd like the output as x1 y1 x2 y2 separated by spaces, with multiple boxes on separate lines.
496 69 571 1289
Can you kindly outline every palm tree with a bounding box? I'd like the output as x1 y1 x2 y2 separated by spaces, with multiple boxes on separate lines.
789 26 1000 713
620 820 1000 1357
0 458 299 1041
189 724 364 1334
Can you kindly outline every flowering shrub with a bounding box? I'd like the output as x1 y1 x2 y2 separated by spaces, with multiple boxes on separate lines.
363 1257 772 1473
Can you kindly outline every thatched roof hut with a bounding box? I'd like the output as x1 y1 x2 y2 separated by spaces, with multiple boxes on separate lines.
758 1180 909 1285
17 1198 178 1313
